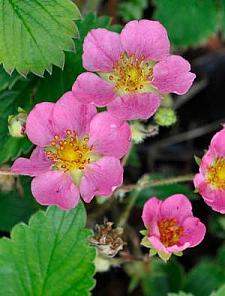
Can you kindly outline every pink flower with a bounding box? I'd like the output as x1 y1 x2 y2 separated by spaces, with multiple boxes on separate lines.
194 127 225 213
141 194 206 261
11 92 131 210
72 20 196 121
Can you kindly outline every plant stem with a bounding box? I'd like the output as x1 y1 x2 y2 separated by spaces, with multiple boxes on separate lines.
118 174 194 193
118 189 140 228
0 169 16 176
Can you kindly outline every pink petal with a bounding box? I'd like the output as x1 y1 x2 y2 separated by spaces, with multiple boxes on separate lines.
153 55 196 95
210 128 225 157
194 175 218 203
26 102 55 147
142 197 161 225
160 194 193 224
53 91 97 137
149 236 169 253
199 150 214 175
107 93 161 121
203 188 225 214
31 171 80 210
11 147 52 177
83 28 123 72
80 157 123 203
120 20 170 61
72 73 116 107
142 197 161 237
179 216 206 248
89 112 131 159
166 242 190 253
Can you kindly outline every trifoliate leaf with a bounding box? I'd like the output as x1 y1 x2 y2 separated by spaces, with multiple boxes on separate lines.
0 203 96 295
0 0 81 76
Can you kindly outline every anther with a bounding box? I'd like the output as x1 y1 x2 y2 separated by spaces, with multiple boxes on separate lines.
66 129 72 135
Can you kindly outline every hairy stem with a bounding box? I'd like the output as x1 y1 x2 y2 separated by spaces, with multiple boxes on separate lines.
0 169 16 176
119 174 194 193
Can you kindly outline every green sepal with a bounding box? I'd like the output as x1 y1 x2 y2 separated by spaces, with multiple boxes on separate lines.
194 155 202 166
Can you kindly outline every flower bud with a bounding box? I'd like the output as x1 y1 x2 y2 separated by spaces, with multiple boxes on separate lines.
154 107 177 127
8 107 27 138
130 122 159 144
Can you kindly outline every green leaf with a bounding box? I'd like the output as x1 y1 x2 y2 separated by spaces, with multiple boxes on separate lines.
0 176 39 232
168 292 194 296
209 214 225 239
184 260 225 296
119 0 148 22
0 202 96 295
141 258 184 296
153 0 219 47
0 90 32 164
0 0 81 76
0 66 21 92
210 285 225 296
216 243 225 266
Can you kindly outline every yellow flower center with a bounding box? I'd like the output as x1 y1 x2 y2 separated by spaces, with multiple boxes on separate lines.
207 158 225 189
158 218 183 247
109 53 154 94
45 129 93 172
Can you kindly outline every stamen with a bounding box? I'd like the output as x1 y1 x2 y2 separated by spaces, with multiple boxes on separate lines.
46 131 92 173
207 158 225 189
158 218 183 247
110 52 153 93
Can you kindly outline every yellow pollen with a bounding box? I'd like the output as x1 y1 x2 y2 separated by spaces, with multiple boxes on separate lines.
207 158 225 189
158 218 183 247
111 52 153 94
45 129 92 172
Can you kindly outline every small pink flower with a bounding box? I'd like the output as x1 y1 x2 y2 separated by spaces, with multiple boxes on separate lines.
194 127 225 213
72 20 196 121
141 194 206 261
11 92 131 210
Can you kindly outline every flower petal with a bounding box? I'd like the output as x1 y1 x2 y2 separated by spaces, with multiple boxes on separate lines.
107 93 161 121
199 150 214 175
142 197 161 237
89 112 131 159
11 147 52 177
80 157 123 203
166 242 190 253
120 20 170 61
31 171 80 210
179 216 206 248
53 91 97 137
83 28 123 72
142 197 161 226
160 194 193 224
26 102 55 147
149 236 169 253
153 55 196 95
72 73 116 107
210 128 225 157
